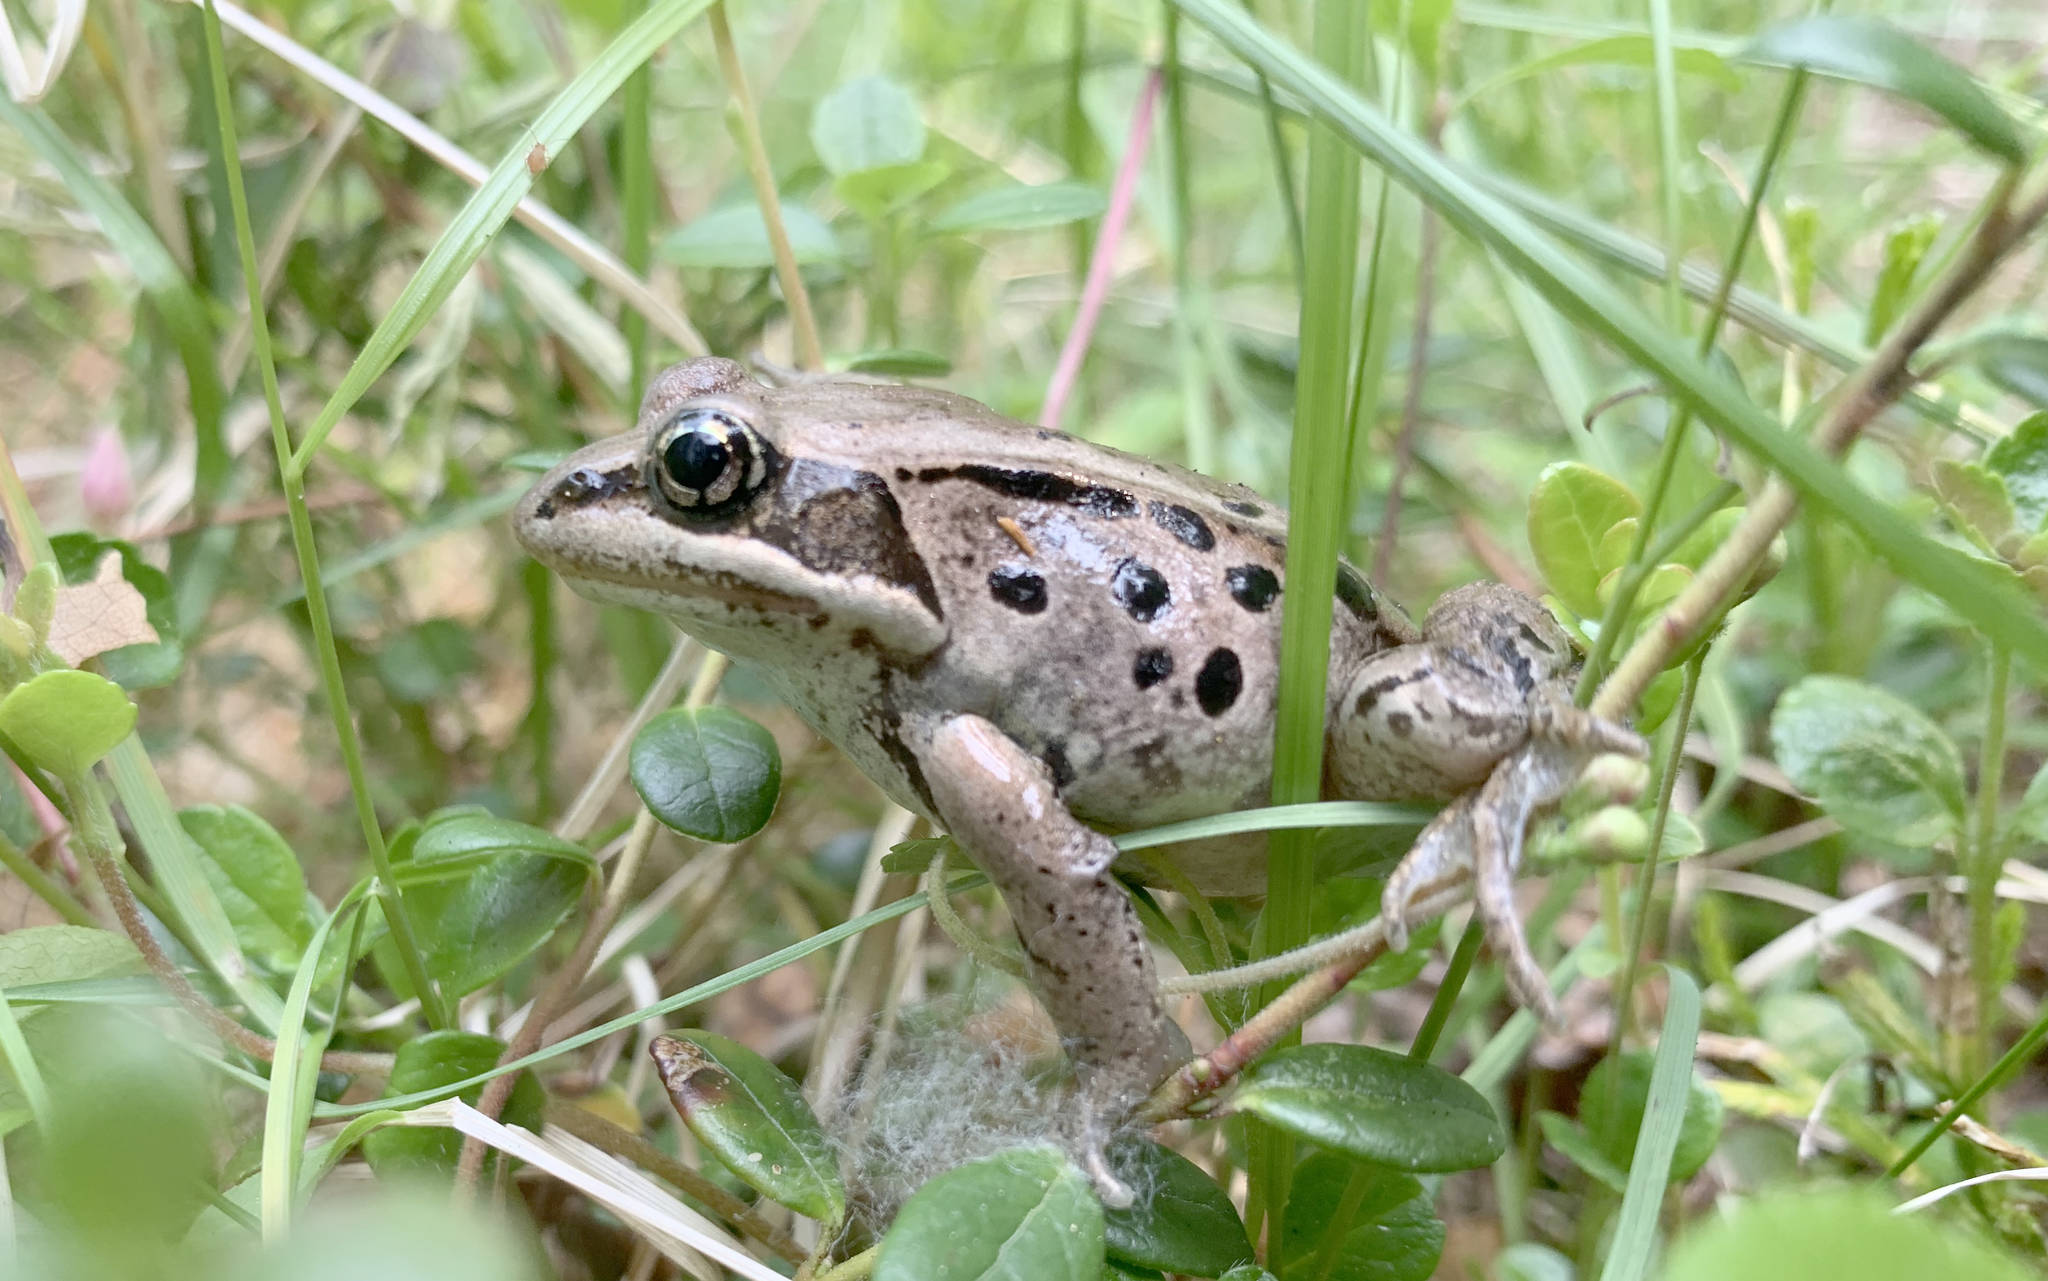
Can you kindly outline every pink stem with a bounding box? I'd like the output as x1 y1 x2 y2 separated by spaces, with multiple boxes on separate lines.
1039 68 1161 431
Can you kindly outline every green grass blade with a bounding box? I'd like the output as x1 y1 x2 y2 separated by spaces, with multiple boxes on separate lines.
1647 0 1685 328
1170 0 2048 673
1598 966 1702 1281
285 0 719 475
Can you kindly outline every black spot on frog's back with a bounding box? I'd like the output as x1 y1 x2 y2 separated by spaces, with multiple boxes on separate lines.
1148 501 1215 551
988 565 1049 614
1111 559 1171 622
1195 648 1242 716
1225 564 1281 613
1132 647 1174 689
914 464 1138 519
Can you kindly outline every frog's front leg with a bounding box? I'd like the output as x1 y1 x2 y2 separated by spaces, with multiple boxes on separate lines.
909 713 1187 1200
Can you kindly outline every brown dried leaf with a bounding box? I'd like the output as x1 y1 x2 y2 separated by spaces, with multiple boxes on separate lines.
47 555 157 665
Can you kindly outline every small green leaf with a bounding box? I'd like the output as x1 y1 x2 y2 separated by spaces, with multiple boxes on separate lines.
2010 758 2048 845
1661 1187 2034 1281
1739 17 2026 164
1932 460 2016 554
1770 676 1966 848
1985 411 2048 534
882 835 957 876
1498 1243 1577 1281
1231 1044 1506 1171
1970 335 2048 411
0 670 135 777
836 160 951 222
179 805 314 969
659 202 844 269
874 1144 1103 1281
630 707 782 842
1276 1152 1444 1281
50 535 183 690
1538 1112 1629 1192
650 1031 844 1224
1864 216 1938 346
843 348 953 378
811 75 926 176
1580 1050 1724 1182
362 1031 544 1177
1664 506 1744 573
931 182 1107 234
396 812 594 997
1528 463 1641 619
1102 1138 1253 1276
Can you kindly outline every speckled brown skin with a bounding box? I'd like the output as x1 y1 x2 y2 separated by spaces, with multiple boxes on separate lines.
514 358 1644 1176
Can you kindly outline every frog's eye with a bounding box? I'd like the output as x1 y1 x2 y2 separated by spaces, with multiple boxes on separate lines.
649 408 773 514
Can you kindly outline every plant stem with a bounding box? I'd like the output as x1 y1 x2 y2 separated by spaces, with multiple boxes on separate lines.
1968 642 2010 1077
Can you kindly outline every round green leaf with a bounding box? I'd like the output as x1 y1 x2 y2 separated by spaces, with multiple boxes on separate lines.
408 812 594 870
1579 1050 1724 1183
0 669 135 777
1102 1138 1253 1276
810 75 926 176
1770 675 1966 848
179 804 314 969
660 202 844 269
1527 462 1641 619
630 707 781 842
1232 1044 1505 1171
363 1032 544 1178
875 1144 1102 1281
931 181 1107 234
1739 17 2025 164
1276 1152 1443 1281
650 1031 844 1224
1662 1187 2032 1281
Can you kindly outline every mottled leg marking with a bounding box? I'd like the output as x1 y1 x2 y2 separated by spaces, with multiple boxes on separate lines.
1381 690 1646 1021
911 713 1187 1200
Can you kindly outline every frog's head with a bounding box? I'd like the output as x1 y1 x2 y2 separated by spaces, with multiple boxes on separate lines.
513 357 947 656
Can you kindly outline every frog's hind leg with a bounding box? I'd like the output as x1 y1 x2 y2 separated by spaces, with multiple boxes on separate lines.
909 712 1187 1204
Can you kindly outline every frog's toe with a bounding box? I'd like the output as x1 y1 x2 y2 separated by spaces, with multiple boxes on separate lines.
1380 797 1478 953
1469 783 1560 1023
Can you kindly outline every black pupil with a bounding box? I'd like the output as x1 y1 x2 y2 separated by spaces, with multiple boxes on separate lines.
663 427 730 495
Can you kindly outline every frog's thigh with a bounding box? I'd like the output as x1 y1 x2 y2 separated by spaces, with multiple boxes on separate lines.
1329 644 1529 799
912 713 1185 1105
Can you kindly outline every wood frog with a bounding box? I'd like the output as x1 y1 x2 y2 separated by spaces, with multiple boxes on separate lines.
514 358 1643 1184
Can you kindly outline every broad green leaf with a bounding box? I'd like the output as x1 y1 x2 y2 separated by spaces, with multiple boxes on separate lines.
396 814 593 997
1661 1187 2033 1281
1985 412 2048 533
409 812 593 872
874 1144 1103 1281
0 670 135 778
931 182 1107 234
362 1032 544 1177
1231 1044 1506 1171
1170 0 2048 672
373 620 477 705
1971 335 2048 411
630 708 782 842
1932 460 2015 554
1529 463 1641 618
179 805 314 969
1102 1138 1253 1276
836 160 951 222
1757 992 1870 1077
1739 17 2026 165
0 927 140 1021
1276 1152 1443 1281
1865 216 1938 346
660 202 844 269
811 75 926 176
50 534 183 689
1538 1112 1628 1193
1665 506 1745 572
1580 1049 1723 1183
650 1031 844 1224
1770 676 1966 848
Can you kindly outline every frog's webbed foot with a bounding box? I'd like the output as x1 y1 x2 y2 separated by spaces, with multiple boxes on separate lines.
910 713 1188 1206
1381 695 1647 1022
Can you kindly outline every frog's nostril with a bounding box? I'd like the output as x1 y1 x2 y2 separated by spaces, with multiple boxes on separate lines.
559 467 606 503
